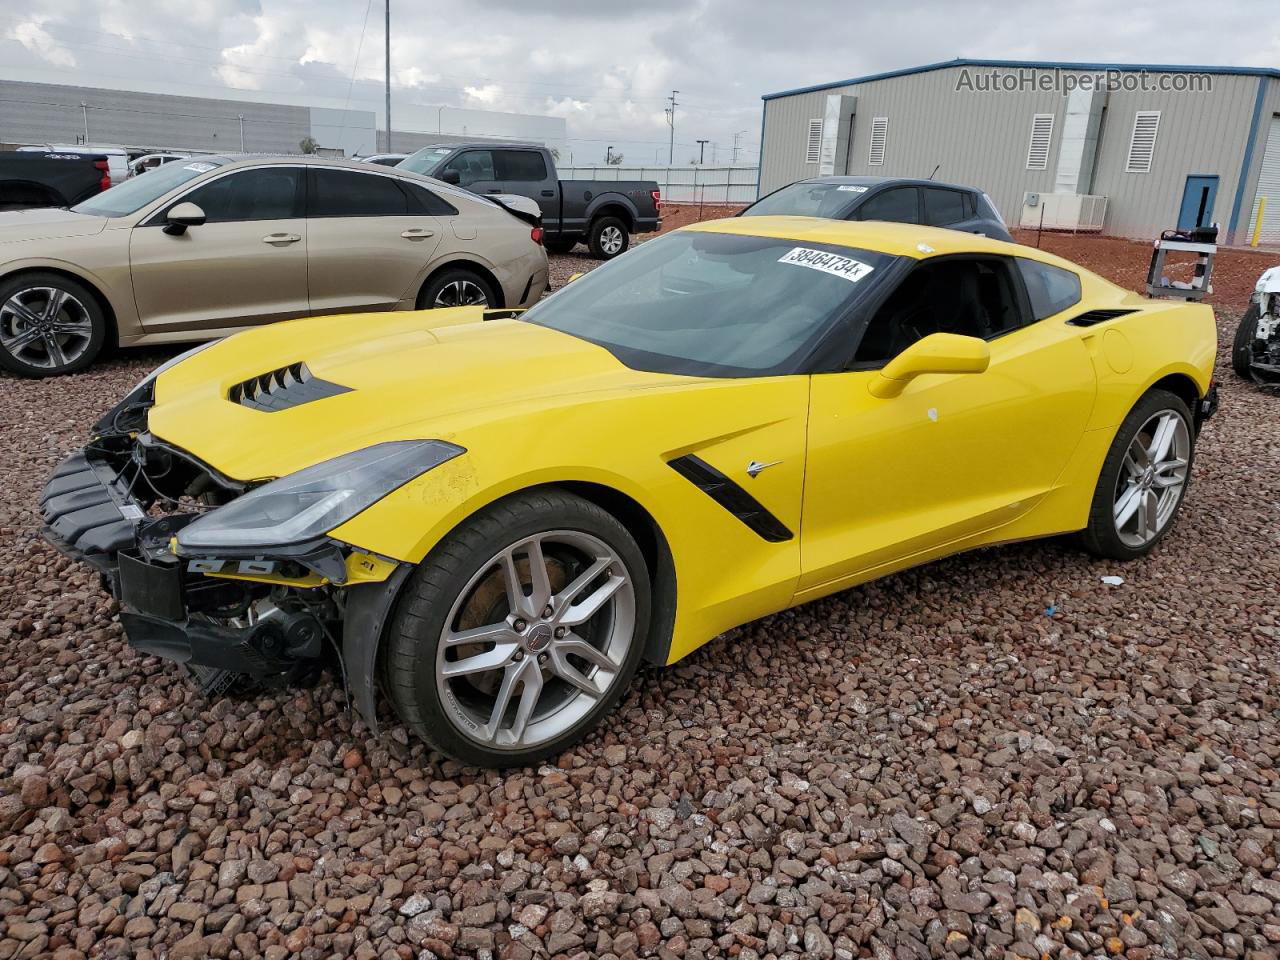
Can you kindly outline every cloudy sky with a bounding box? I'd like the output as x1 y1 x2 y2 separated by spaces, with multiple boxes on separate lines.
3 0 1277 165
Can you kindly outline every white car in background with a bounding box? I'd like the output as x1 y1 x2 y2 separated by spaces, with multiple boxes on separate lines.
130 153 190 176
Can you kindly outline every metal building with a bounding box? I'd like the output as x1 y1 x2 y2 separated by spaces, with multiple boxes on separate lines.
758 59 1280 243
0 80 565 161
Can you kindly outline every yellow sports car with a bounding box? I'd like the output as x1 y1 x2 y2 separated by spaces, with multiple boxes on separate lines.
41 217 1218 767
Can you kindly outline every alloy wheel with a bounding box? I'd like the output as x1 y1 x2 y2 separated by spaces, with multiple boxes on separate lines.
435 530 636 751
1112 409 1190 548
433 279 489 308
0 287 94 370
599 226 625 256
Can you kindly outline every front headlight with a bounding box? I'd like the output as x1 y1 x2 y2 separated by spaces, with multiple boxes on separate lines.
176 440 464 551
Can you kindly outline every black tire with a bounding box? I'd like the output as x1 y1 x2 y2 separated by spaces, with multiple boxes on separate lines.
1232 302 1261 381
383 489 652 768
417 267 499 310
0 271 107 377
544 238 578 255
587 216 630 259
1078 388 1196 560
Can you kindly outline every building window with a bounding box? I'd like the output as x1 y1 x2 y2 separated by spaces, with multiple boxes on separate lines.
868 117 888 166
1126 111 1161 174
1026 114 1054 170
804 119 822 164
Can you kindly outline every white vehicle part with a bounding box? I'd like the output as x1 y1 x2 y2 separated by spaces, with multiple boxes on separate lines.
1255 265 1280 294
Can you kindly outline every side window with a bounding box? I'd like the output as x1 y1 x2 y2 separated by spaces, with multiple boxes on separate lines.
1017 258 1082 320
309 169 408 217
853 258 1027 365
441 150 495 186
857 187 919 224
178 168 302 223
923 188 967 226
402 181 459 216
496 150 548 182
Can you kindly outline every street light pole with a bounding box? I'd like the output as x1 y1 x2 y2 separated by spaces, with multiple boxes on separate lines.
80 102 89 143
238 115 245 152
665 90 679 165
696 139 709 164
384 0 392 152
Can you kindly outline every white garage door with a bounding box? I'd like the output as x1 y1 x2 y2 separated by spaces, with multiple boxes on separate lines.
1251 114 1280 243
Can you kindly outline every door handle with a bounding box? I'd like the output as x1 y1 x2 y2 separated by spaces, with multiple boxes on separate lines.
401 228 435 239
262 233 301 244
540 190 555 197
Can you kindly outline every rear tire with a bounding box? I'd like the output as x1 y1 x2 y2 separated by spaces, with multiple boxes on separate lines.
1079 389 1195 560
417 267 499 310
587 216 629 259
1232 302 1261 381
383 489 651 768
0 272 107 377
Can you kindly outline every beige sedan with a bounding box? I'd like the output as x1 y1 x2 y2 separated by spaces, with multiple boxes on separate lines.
0 155 549 376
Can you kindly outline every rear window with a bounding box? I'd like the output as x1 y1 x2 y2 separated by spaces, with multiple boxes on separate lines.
857 187 920 224
403 181 458 216
1017 258 1082 320
743 181 861 218
309 169 408 217
923 188 967 226
496 150 548 181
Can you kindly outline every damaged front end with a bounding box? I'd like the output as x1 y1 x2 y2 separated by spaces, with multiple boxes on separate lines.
40 360 457 726
1237 266 1280 385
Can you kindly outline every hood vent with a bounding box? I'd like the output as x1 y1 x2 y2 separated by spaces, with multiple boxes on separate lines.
229 362 351 412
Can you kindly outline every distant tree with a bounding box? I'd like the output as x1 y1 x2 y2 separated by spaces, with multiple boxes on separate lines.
606 152 624 165
299 137 318 155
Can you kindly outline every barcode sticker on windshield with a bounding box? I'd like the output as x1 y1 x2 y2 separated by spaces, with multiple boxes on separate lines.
183 162 216 173
778 247 874 283
836 185 868 192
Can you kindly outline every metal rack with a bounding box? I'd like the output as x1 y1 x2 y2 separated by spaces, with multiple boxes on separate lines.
1145 227 1217 301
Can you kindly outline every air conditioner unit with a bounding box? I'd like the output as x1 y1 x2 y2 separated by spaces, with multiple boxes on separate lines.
1019 192 1107 231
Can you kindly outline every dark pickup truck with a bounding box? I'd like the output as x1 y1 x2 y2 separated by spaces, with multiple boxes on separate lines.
399 142 660 259
0 151 111 211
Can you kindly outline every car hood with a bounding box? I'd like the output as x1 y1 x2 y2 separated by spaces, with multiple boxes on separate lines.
0 208 109 244
148 307 691 482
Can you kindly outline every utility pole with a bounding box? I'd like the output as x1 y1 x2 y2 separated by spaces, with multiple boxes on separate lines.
384 0 392 151
80 102 89 143
696 139 709 164
237 115 245 152
664 90 679 164
732 130 747 164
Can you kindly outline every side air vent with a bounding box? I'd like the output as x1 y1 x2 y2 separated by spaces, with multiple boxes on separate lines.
668 454 793 543
229 362 351 412
1067 308 1139 327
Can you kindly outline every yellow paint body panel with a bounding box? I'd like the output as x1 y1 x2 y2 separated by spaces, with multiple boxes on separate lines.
147 217 1216 664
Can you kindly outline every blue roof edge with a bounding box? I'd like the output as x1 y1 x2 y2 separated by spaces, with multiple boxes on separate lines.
761 57 1280 101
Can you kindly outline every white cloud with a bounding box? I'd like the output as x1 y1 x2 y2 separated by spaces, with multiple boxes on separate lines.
7 19 76 68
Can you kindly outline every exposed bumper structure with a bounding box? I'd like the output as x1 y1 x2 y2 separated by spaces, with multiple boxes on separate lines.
39 442 401 723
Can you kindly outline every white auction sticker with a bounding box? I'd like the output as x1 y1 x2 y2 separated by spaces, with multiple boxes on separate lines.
183 162 216 173
778 247 874 283
836 184 868 193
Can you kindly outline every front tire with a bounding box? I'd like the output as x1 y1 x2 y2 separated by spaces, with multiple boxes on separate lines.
0 272 106 377
587 216 629 259
383 490 651 767
1079 389 1195 560
1232 302 1261 381
418 268 498 310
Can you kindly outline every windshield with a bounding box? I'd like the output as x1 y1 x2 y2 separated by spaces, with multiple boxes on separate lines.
522 230 896 377
743 181 866 219
72 158 225 217
398 146 455 175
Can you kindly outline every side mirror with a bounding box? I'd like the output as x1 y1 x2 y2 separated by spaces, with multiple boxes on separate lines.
868 333 990 398
440 169 461 185
163 202 206 236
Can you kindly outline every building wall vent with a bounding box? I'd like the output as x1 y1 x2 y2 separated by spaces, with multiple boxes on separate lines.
868 117 888 166
1026 114 1054 170
1126 111 1161 174
804 119 822 164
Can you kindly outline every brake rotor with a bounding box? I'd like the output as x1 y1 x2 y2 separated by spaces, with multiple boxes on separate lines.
454 555 568 695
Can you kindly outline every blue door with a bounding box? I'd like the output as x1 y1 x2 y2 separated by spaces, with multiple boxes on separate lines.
1177 175 1219 230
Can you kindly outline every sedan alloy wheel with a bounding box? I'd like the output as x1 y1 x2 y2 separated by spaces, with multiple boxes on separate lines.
0 286 96 371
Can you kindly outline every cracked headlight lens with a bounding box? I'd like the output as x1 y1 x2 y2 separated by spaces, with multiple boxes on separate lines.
176 440 464 551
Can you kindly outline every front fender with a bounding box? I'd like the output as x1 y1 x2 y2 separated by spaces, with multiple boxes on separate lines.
0 254 139 338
